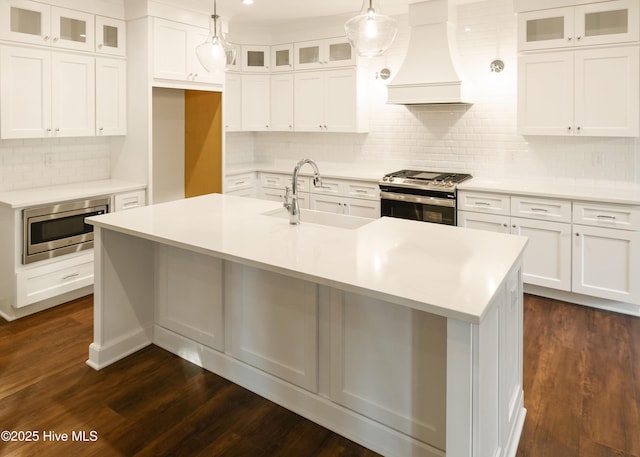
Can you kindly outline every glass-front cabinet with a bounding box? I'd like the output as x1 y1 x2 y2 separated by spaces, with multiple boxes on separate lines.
271 43 293 72
294 37 355 70
241 45 270 72
518 0 639 51
95 16 126 56
0 0 95 52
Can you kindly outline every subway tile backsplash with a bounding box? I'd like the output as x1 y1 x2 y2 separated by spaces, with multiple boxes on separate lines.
0 137 111 192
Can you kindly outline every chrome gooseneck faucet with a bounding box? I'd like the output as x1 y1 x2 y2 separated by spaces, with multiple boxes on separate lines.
283 158 323 225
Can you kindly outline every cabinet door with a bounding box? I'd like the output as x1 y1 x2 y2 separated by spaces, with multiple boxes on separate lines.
271 43 293 72
270 73 294 131
95 16 126 56
574 46 639 137
223 72 242 131
324 37 356 67
0 0 51 46
457 211 510 233
51 52 95 137
575 0 639 47
241 74 270 131
51 6 94 52
96 58 126 136
573 225 640 304
517 52 574 135
310 194 344 214
0 45 51 139
324 69 357 132
241 45 270 72
343 196 380 219
294 71 324 131
517 7 574 51
511 217 572 291
153 18 189 80
295 39 323 70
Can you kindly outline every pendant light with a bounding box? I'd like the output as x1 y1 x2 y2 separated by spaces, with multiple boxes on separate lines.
196 0 236 73
344 0 397 58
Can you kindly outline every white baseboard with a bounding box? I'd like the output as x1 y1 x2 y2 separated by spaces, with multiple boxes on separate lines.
86 326 153 370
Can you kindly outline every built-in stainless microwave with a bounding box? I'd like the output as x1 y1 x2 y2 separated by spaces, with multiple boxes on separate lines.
23 197 110 264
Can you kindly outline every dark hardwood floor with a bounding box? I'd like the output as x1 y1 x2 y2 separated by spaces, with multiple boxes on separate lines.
0 294 638 456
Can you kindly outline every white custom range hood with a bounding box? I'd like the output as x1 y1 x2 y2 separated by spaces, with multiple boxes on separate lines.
387 0 471 105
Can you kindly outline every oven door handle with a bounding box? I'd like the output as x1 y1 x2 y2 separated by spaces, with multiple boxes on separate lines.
380 191 455 208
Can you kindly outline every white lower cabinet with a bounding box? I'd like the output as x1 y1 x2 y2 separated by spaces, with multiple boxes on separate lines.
227 263 318 392
573 224 640 304
459 189 640 310
310 193 379 218
16 251 94 308
511 217 572 291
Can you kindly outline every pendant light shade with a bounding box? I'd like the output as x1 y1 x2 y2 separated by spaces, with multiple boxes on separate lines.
196 1 236 73
345 0 397 58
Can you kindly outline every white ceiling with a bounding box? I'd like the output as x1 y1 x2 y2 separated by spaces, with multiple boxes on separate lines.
204 0 414 26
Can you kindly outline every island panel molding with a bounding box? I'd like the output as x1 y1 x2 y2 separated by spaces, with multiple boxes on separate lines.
86 194 528 457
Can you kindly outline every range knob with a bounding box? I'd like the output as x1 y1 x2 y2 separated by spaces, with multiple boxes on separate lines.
389 177 395 182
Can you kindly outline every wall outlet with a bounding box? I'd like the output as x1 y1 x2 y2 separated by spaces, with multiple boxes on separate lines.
592 152 605 167
44 152 54 167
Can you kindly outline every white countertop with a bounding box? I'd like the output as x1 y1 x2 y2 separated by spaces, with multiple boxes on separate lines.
87 194 527 324
459 177 640 205
0 180 147 209
226 162 385 182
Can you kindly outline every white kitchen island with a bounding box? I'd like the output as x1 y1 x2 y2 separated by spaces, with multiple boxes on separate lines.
86 193 528 457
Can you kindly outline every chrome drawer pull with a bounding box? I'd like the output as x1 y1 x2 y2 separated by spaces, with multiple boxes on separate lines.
474 202 491 206
62 273 79 281
596 215 616 220
530 207 549 212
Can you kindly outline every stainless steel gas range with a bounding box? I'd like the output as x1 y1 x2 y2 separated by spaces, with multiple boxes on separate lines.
379 170 472 225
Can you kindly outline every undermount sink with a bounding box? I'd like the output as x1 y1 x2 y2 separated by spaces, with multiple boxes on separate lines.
262 207 373 230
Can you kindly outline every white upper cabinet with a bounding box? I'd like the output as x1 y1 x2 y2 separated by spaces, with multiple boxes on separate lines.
96 58 126 136
224 72 242 131
241 73 270 131
294 68 367 133
241 45 270 72
518 0 639 51
0 45 95 139
518 46 639 136
153 18 223 87
270 73 294 131
271 43 293 72
95 16 126 57
294 37 356 70
0 0 95 52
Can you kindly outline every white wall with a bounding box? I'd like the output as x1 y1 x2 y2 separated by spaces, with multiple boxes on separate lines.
227 0 640 189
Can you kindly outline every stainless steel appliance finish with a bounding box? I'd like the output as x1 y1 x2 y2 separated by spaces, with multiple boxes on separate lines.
379 170 472 225
23 197 110 264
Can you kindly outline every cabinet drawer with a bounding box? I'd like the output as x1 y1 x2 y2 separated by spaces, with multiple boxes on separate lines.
226 172 255 191
113 190 146 211
313 178 343 196
345 181 379 200
16 253 94 308
260 173 309 192
573 202 640 230
511 196 571 222
458 191 511 215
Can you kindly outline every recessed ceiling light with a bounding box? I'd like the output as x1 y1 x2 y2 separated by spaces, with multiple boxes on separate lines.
243 0 253 4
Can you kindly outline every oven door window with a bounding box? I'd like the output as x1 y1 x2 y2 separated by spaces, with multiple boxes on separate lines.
382 199 455 225
30 213 95 245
